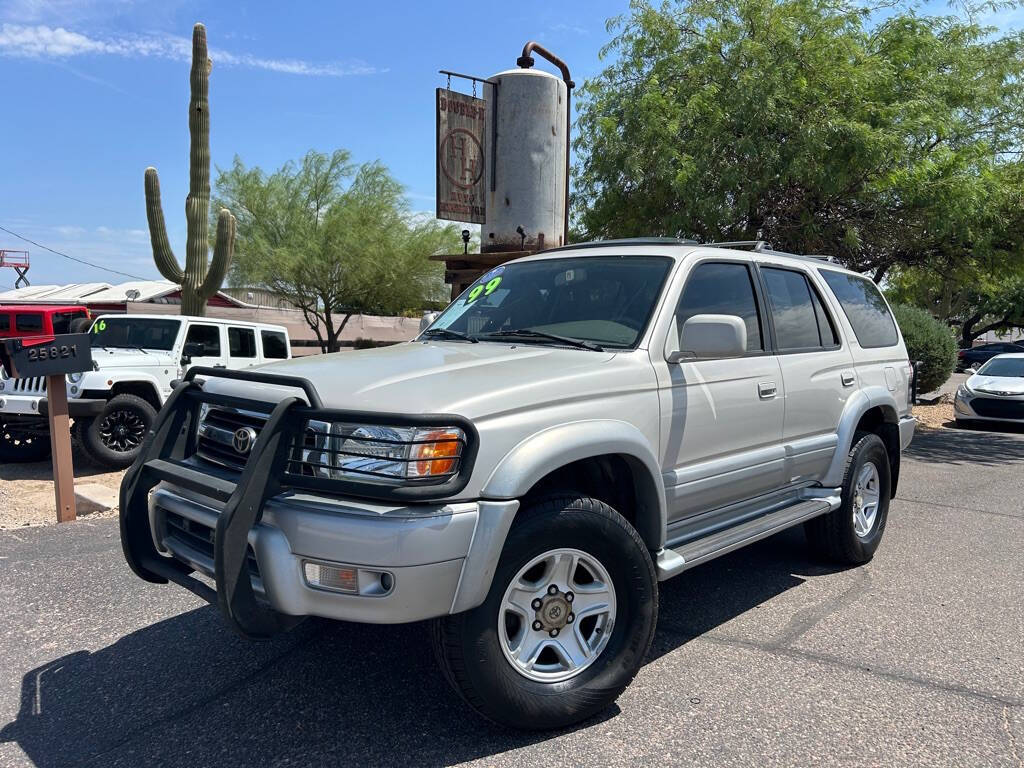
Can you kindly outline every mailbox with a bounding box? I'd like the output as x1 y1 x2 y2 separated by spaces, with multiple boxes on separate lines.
0 333 93 379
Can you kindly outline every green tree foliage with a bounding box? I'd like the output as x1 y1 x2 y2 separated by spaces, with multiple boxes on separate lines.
891 303 957 393
213 150 461 352
888 263 1024 348
574 0 1024 278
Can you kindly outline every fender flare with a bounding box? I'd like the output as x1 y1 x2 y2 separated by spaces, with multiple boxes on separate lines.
82 372 166 407
480 419 668 549
821 386 900 487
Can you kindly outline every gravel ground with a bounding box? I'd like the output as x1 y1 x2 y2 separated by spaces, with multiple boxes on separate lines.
0 449 125 529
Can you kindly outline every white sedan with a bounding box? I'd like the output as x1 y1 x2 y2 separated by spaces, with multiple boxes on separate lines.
954 353 1024 427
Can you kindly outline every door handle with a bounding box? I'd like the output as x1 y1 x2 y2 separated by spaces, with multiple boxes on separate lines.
841 371 856 387
758 381 777 399
213 364 227 369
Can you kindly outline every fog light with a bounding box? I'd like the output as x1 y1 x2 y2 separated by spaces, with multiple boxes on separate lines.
70 386 79 395
303 561 358 593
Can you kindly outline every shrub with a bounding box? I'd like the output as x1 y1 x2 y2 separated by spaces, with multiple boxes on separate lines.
890 303 957 393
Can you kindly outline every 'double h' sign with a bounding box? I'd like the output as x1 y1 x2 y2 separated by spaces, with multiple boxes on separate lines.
436 88 486 224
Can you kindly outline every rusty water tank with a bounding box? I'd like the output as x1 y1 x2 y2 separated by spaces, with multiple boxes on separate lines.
482 67 568 252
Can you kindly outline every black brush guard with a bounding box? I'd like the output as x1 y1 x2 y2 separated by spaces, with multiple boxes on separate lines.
119 366 477 640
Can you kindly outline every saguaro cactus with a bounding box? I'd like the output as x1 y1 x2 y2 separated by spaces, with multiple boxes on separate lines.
145 23 235 317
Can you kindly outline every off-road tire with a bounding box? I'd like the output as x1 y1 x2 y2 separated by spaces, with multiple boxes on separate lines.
69 317 92 333
0 419 51 463
79 394 157 469
431 494 658 730
805 431 891 565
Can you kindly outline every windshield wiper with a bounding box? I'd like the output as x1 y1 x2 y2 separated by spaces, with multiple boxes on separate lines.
421 327 478 343
479 328 605 352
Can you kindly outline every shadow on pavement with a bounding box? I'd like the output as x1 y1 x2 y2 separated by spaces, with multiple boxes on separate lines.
907 424 1024 466
0 529 831 767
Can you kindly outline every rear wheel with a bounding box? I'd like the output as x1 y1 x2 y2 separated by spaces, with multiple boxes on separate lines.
431 495 657 730
79 394 156 469
0 419 51 463
806 432 891 565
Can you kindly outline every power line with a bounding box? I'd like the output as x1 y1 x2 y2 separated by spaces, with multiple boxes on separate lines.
0 224 150 281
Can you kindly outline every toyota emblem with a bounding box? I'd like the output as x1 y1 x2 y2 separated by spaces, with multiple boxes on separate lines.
232 427 257 454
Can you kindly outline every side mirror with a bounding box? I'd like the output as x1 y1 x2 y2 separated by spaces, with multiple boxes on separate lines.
181 341 203 365
668 314 747 362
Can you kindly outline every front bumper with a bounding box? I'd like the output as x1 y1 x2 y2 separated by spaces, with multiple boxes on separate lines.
120 366 511 639
954 390 1024 423
149 485 517 624
0 393 105 418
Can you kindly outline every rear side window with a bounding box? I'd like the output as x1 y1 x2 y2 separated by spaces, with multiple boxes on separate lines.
51 311 83 334
676 262 764 352
261 330 288 359
15 314 43 332
819 271 899 348
762 267 839 350
0 314 9 331
228 327 257 358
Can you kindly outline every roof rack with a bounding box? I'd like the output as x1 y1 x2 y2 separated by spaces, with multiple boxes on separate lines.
541 237 699 254
702 240 832 263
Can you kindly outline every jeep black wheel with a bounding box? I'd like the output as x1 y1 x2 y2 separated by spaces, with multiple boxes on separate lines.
0 419 51 463
80 394 156 469
431 494 657 730
805 431 891 565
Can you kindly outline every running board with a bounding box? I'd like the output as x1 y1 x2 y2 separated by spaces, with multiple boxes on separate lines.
655 496 839 581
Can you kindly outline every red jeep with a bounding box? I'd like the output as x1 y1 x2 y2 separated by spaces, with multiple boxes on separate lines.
0 304 91 340
0 304 91 461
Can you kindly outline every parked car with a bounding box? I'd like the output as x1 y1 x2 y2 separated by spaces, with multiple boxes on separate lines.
0 303 91 340
119 239 915 729
0 314 290 466
954 353 1024 427
956 341 1024 372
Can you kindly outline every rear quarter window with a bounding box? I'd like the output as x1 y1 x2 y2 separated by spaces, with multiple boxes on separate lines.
819 270 899 348
15 313 44 332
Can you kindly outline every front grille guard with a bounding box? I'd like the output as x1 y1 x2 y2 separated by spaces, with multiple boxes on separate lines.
119 366 478 640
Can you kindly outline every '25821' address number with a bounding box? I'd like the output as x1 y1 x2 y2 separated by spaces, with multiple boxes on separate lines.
27 343 79 362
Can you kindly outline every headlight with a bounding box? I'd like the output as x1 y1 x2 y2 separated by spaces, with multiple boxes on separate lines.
294 421 467 483
956 383 971 399
67 371 84 384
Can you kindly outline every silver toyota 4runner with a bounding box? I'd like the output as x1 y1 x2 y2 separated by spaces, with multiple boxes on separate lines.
120 239 916 729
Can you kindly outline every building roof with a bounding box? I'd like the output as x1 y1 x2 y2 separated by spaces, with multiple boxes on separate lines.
0 280 248 306
0 282 112 302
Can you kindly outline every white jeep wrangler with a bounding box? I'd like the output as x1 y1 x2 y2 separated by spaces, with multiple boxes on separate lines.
0 314 290 467
119 240 916 729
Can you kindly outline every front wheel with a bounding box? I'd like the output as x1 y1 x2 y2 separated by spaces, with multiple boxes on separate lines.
79 394 156 469
431 495 657 730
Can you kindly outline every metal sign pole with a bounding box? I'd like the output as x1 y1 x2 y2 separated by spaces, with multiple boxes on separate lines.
46 373 77 523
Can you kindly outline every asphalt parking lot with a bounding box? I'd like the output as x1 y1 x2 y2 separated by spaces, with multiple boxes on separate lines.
1 426 1022 767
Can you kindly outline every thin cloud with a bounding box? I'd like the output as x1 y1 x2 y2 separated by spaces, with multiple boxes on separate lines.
0 23 381 77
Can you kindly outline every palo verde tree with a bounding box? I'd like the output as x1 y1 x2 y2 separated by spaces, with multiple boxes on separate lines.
573 0 1024 279
214 149 460 352
145 23 236 317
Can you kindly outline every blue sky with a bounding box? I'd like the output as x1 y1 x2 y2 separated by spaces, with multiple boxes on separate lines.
1 0 1020 289
0 0 624 287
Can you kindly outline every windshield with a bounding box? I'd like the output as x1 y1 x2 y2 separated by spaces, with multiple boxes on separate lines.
90 317 182 351
976 357 1024 377
424 256 674 349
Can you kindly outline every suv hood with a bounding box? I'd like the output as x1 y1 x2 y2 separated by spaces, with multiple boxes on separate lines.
211 341 626 418
91 347 176 369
